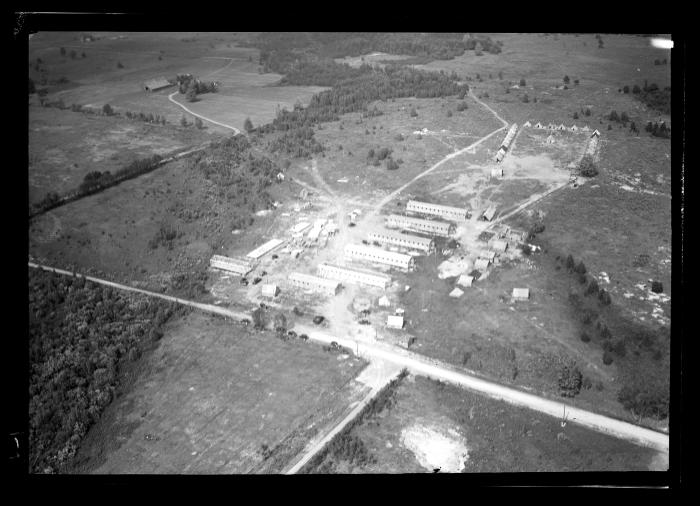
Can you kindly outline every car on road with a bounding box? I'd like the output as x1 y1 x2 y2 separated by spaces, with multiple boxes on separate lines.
313 315 325 325
252 277 262 285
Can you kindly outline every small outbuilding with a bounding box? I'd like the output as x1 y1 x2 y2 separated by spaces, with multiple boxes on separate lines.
534 122 544 129
491 240 508 252
378 295 391 307
474 258 491 271
387 315 404 329
512 288 530 300
449 287 464 298
591 129 601 138
491 167 504 178
457 274 474 287
261 284 279 298
481 205 497 222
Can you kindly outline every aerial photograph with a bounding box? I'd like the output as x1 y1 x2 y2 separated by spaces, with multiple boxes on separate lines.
24 31 675 477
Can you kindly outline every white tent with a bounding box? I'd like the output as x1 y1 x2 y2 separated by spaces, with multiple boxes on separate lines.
512 288 530 300
449 287 464 298
378 295 391 307
457 275 474 287
387 315 404 329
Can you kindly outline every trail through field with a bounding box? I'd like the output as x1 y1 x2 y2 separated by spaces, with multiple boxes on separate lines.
28 262 669 456
167 58 241 134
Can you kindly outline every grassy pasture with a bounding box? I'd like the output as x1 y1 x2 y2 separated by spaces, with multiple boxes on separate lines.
309 374 661 473
70 310 368 474
27 105 214 204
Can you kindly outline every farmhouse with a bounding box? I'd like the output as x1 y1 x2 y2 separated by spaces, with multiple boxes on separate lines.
386 214 455 237
481 205 497 222
474 258 491 271
512 288 530 300
288 272 340 296
387 315 404 329
318 263 391 289
209 255 253 276
368 230 434 253
406 200 469 222
143 77 174 92
491 167 504 178
345 244 415 270
457 274 474 287
247 238 285 260
261 284 279 298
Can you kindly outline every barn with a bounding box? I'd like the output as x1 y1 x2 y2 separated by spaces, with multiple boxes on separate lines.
385 214 455 237
591 129 601 138
345 244 415 270
288 272 340 296
368 230 434 253
143 77 174 92
261 284 279 298
209 255 253 276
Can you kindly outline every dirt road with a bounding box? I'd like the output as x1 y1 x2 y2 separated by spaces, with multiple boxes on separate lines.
28 262 669 455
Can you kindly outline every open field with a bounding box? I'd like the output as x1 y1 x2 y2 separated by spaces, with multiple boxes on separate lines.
70 310 368 473
28 105 214 204
30 32 324 134
305 374 664 473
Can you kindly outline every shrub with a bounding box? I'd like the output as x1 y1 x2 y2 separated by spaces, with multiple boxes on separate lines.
117 61 124 68
574 261 587 275
386 158 399 171
522 94 529 103
558 363 583 397
618 380 669 419
598 289 611 306
580 332 591 343
519 78 526 87
446 109 453 117
585 277 600 296
578 155 598 177
410 107 417 117
602 350 614 365
651 281 663 293
102 103 114 116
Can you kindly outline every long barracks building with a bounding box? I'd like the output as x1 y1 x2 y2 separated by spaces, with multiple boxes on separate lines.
288 272 340 296
368 230 434 253
406 200 469 222
345 244 415 270
209 255 254 276
317 263 391 289
385 214 455 237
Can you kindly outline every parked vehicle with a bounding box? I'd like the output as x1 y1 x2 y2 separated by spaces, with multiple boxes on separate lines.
299 334 309 341
313 315 325 325
252 277 262 285
287 330 297 338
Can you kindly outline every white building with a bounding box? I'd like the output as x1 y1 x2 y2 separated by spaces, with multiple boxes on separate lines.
386 214 455 237
406 200 469 222
491 167 504 178
209 255 253 276
378 295 391 307
368 230 434 253
247 238 285 260
457 274 474 287
512 288 530 300
449 287 464 298
474 258 490 271
318 263 391 289
288 272 340 296
570 125 578 132
495 147 506 163
500 123 519 151
387 315 404 329
345 244 415 270
481 205 497 222
534 122 544 129
261 284 279 297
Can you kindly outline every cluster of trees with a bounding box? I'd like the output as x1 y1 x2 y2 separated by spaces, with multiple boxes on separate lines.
645 120 671 139
28 268 182 473
367 146 392 165
78 154 163 194
176 74 219 102
631 80 671 115
578 155 599 177
124 110 168 125
189 134 282 228
148 222 182 250
528 352 587 398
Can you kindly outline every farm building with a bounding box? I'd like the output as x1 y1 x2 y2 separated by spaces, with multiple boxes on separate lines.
491 167 504 178
449 287 464 298
209 255 253 276
512 288 530 300
368 230 434 253
474 258 491 271
499 123 519 150
406 200 469 222
491 240 508 252
386 214 455 237
345 244 415 270
481 205 497 222
288 272 340 296
261 284 279 298
534 122 544 129
547 123 557 130
457 274 474 287
318 263 391 289
247 238 285 260
387 315 404 329
523 121 532 127
495 148 506 163
143 77 174 92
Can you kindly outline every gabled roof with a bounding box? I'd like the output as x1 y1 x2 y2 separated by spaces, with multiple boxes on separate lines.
523 121 532 127
591 129 601 137
534 122 544 128
143 77 172 90
449 287 464 298
570 125 578 131
457 274 473 287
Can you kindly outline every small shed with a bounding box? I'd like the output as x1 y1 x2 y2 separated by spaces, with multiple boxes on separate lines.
512 288 530 300
143 77 173 92
491 240 508 252
449 287 464 298
378 295 391 307
474 258 490 271
591 129 601 138
262 284 279 298
491 167 504 178
457 275 474 287
481 205 497 221
387 315 404 329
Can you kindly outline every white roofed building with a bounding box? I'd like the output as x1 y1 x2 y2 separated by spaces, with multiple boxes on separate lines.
288 272 340 296
209 255 253 276
345 244 415 270
387 315 404 329
406 200 469 222
512 288 530 300
247 238 285 260
318 263 391 289
368 230 434 253
457 274 474 287
261 284 279 298
386 214 455 237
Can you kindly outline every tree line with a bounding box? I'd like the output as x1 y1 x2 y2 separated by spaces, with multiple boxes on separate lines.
28 268 184 473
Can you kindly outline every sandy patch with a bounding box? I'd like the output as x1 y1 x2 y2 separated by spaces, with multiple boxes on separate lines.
400 423 469 473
